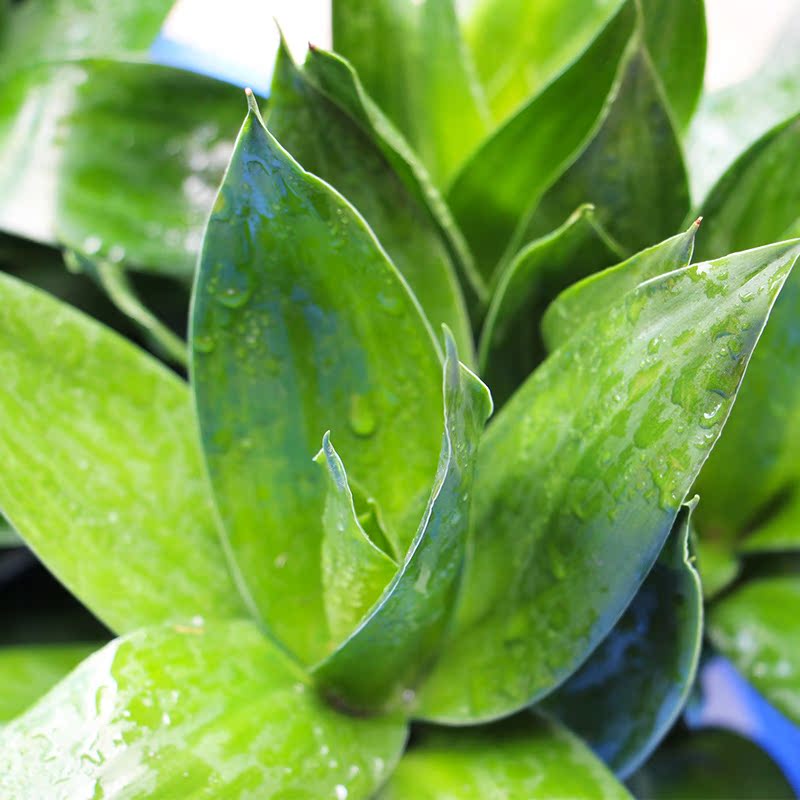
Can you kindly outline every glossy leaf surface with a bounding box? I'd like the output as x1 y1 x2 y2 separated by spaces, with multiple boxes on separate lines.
332 0 489 185
0 273 245 632
313 336 492 712
710 576 800 724
378 715 631 799
447 0 635 279
542 502 703 778
267 42 474 363
417 240 800 722
0 622 408 798
0 644 96 722
191 99 443 663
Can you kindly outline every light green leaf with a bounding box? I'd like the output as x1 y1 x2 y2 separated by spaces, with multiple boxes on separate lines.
479 205 620 402
313 335 492 713
741 488 800 554
0 272 246 633
417 240 800 722
190 96 444 663
332 0 489 185
0 644 97 722
0 621 408 799
378 715 632 799
627 729 795 799
267 41 474 364
694 537 741 599
542 220 700 353
542 501 703 778
710 575 800 724
314 433 397 646
448 0 636 280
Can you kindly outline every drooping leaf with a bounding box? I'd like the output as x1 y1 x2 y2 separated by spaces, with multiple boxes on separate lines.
447 0 636 280
627 729 795 799
710 576 800 724
416 240 800 723
740 488 800 554
313 334 492 712
0 622 408 799
0 272 246 632
191 96 444 663
479 205 620 401
314 433 397 645
542 501 703 778
0 644 97 722
267 41 474 363
542 220 700 352
378 715 632 799
332 0 489 185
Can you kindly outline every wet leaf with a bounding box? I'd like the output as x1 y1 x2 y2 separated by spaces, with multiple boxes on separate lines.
542 501 703 778
191 96 444 663
0 622 408 799
378 715 631 799
313 335 492 713
0 273 246 632
416 240 800 722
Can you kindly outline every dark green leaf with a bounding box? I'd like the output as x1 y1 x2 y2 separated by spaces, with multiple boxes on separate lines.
0 272 246 632
191 97 444 663
0 622 408 798
627 729 795 799
378 715 631 799
416 240 800 722
710 576 800 724
0 517 20 549
313 335 492 713
542 501 703 778
448 0 636 280
267 42 474 363
332 0 489 185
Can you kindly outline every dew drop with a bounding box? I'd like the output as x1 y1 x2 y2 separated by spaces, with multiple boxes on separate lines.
193 334 216 354
348 394 378 438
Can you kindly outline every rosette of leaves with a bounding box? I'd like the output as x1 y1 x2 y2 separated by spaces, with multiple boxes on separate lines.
0 0 799 797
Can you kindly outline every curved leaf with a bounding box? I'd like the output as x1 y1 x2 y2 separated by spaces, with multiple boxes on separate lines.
332 0 489 185
313 335 492 712
741 488 800 554
416 240 800 723
190 96 444 663
710 576 800 724
542 501 703 778
0 272 246 632
267 42 474 363
378 715 631 799
0 622 408 799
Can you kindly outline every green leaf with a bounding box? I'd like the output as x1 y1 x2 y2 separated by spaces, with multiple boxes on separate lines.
267 42 474 364
694 537 741 599
542 220 700 353
416 240 800 723
378 715 632 799
332 0 489 185
710 575 800 724
0 621 408 799
0 644 96 722
312 334 492 712
517 46 690 259
0 272 246 633
0 517 20 549
191 97 444 663
448 0 636 280
741 488 800 554
542 501 703 778
627 729 795 799
479 205 620 402
314 433 398 645
0 59 243 277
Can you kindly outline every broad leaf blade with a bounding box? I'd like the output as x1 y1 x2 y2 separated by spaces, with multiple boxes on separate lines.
0 272 246 632
741 489 800 554
268 42 474 363
417 240 800 722
313 335 492 712
0 622 408 798
542 501 703 778
378 715 631 799
191 97 444 663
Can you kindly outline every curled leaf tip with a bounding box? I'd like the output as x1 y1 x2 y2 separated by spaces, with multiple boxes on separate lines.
313 431 334 465
693 216 703 228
